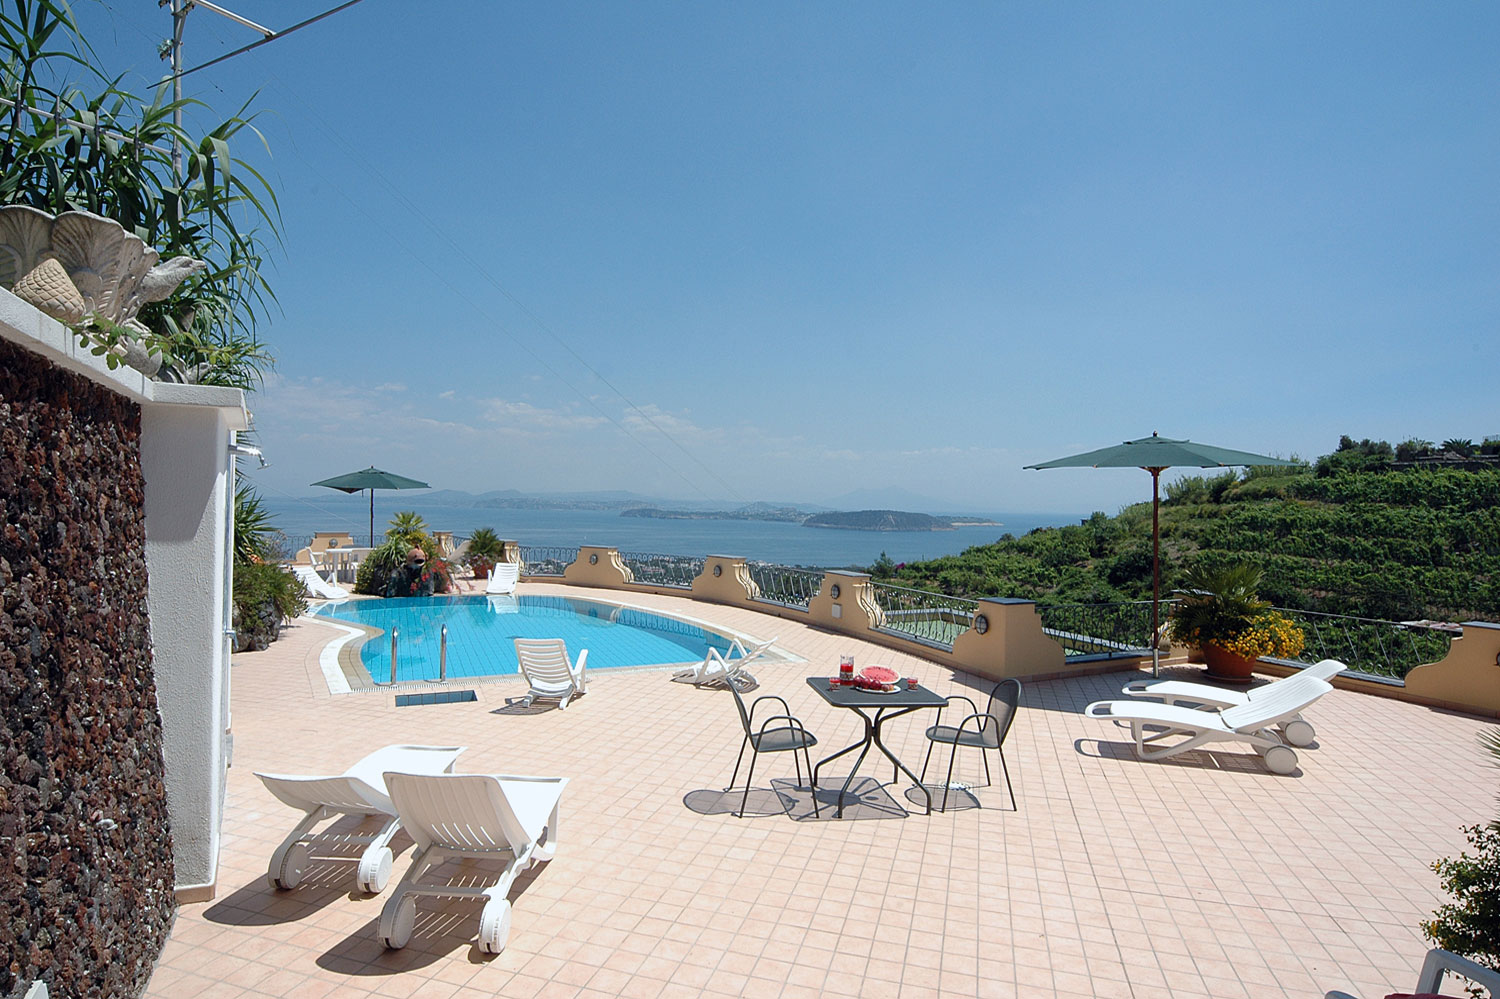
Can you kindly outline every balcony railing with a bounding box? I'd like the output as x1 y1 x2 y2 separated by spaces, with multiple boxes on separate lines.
1037 600 1160 660
620 551 704 589
517 546 578 577
746 562 824 610
1270 607 1455 680
869 581 978 650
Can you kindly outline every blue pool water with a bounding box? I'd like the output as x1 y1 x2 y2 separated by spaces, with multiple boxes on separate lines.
308 595 741 684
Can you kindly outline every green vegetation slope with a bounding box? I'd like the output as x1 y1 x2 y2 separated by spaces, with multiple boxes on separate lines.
876 437 1500 623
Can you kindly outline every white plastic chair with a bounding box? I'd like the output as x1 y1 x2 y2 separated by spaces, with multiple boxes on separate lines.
514 638 588 709
1122 659 1347 746
377 771 569 954
1085 677 1334 774
1325 947 1500 997
486 561 520 595
291 564 350 600
673 636 776 692
254 744 465 893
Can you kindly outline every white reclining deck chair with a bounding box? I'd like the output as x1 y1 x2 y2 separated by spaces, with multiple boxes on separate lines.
377 772 569 954
255 744 465 893
1325 947 1500 999
513 638 588 709
486 562 520 595
1085 676 1334 774
1120 659 1347 746
291 564 351 600
672 636 776 692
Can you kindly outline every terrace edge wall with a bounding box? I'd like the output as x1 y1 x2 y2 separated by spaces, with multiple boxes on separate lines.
0 289 246 997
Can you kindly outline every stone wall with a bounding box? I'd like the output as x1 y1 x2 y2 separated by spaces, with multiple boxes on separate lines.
0 337 174 999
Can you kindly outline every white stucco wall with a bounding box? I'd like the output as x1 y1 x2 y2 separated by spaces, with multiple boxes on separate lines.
0 288 247 897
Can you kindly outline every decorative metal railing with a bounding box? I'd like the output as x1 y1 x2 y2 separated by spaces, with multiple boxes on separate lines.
1036 600 1161 660
869 582 978 650
746 562 824 610
517 546 578 577
1270 607 1455 680
620 551 705 589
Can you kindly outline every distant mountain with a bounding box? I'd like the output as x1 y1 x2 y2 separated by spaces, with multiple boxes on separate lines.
819 487 979 517
622 505 807 523
804 509 995 532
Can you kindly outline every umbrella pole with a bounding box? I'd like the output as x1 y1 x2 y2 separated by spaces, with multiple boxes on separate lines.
1151 467 1161 677
369 489 375 548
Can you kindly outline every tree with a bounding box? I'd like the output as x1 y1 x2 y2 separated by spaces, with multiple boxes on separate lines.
0 0 280 387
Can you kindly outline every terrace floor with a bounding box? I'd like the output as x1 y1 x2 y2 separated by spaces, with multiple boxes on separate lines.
145 582 1491 999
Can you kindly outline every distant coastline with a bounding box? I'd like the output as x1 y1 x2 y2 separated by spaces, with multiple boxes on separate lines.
623 506 999 533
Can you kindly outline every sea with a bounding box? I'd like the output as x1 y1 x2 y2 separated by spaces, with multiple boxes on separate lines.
260 495 1082 569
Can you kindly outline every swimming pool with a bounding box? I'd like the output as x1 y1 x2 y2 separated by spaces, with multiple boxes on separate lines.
307 594 746 684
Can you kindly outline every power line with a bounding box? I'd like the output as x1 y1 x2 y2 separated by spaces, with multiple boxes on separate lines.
161 0 369 83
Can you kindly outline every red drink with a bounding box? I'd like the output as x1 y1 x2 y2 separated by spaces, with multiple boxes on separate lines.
839 656 855 687
906 677 918 690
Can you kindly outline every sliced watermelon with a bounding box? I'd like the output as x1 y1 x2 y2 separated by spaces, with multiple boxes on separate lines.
859 666 898 684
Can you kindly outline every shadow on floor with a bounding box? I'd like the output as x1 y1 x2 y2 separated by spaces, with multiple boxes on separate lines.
770 776 908 822
315 861 545 974
683 786 796 818
204 817 412 926
902 783 983 813
1075 736 1302 776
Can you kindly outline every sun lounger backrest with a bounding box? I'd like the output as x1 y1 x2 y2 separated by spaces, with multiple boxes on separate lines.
385 772 530 855
514 638 575 685
1304 659 1347 682
257 773 389 815
1221 676 1332 730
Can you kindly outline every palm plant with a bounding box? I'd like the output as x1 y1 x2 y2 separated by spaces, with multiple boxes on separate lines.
466 527 504 559
387 511 428 539
232 485 276 565
1169 563 1269 649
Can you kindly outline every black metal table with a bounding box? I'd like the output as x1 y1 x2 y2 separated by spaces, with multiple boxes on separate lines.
806 676 947 818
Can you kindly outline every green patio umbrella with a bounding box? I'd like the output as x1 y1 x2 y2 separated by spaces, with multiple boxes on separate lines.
310 465 431 547
1025 433 1297 675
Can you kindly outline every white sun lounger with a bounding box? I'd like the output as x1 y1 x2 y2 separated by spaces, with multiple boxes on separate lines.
291 564 351 600
672 636 776 692
1085 676 1334 774
1325 947 1500 999
377 771 569 954
514 638 588 709
1120 659 1347 746
255 744 465 892
486 562 520 595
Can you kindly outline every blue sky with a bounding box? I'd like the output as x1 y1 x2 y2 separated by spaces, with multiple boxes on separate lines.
77 2 1500 513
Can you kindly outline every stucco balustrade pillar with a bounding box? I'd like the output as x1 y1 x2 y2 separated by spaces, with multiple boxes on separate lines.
692 555 759 605
562 546 632 588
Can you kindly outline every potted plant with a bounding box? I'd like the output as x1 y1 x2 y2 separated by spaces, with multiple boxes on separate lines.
1169 564 1305 682
465 527 504 578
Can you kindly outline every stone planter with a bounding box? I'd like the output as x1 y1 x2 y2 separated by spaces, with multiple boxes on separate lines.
1201 643 1259 683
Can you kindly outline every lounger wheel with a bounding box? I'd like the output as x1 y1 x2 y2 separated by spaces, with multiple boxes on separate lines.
1263 745 1298 775
378 896 416 950
356 846 394 893
478 899 512 954
270 841 309 890
1282 719 1315 747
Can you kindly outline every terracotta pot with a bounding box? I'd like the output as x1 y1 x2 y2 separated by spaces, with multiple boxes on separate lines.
1201 644 1259 683
475 564 491 580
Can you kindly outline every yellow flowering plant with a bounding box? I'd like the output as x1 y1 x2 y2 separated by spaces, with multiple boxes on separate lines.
1221 611 1306 660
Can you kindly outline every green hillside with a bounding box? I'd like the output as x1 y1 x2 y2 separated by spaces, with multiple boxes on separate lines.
876 437 1500 623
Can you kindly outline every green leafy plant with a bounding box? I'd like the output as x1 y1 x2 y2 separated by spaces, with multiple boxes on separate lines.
387 510 428 539
465 527 504 559
0 0 281 387
231 561 307 651
1169 563 1269 650
1424 822 1500 984
233 484 277 565
354 535 454 596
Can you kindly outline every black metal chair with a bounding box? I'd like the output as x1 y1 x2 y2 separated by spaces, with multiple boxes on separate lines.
726 684 819 818
919 679 1021 811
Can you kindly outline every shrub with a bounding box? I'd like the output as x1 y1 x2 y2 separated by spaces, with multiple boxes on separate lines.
1424 823 1500 979
466 527 505 560
355 536 454 596
232 562 307 651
